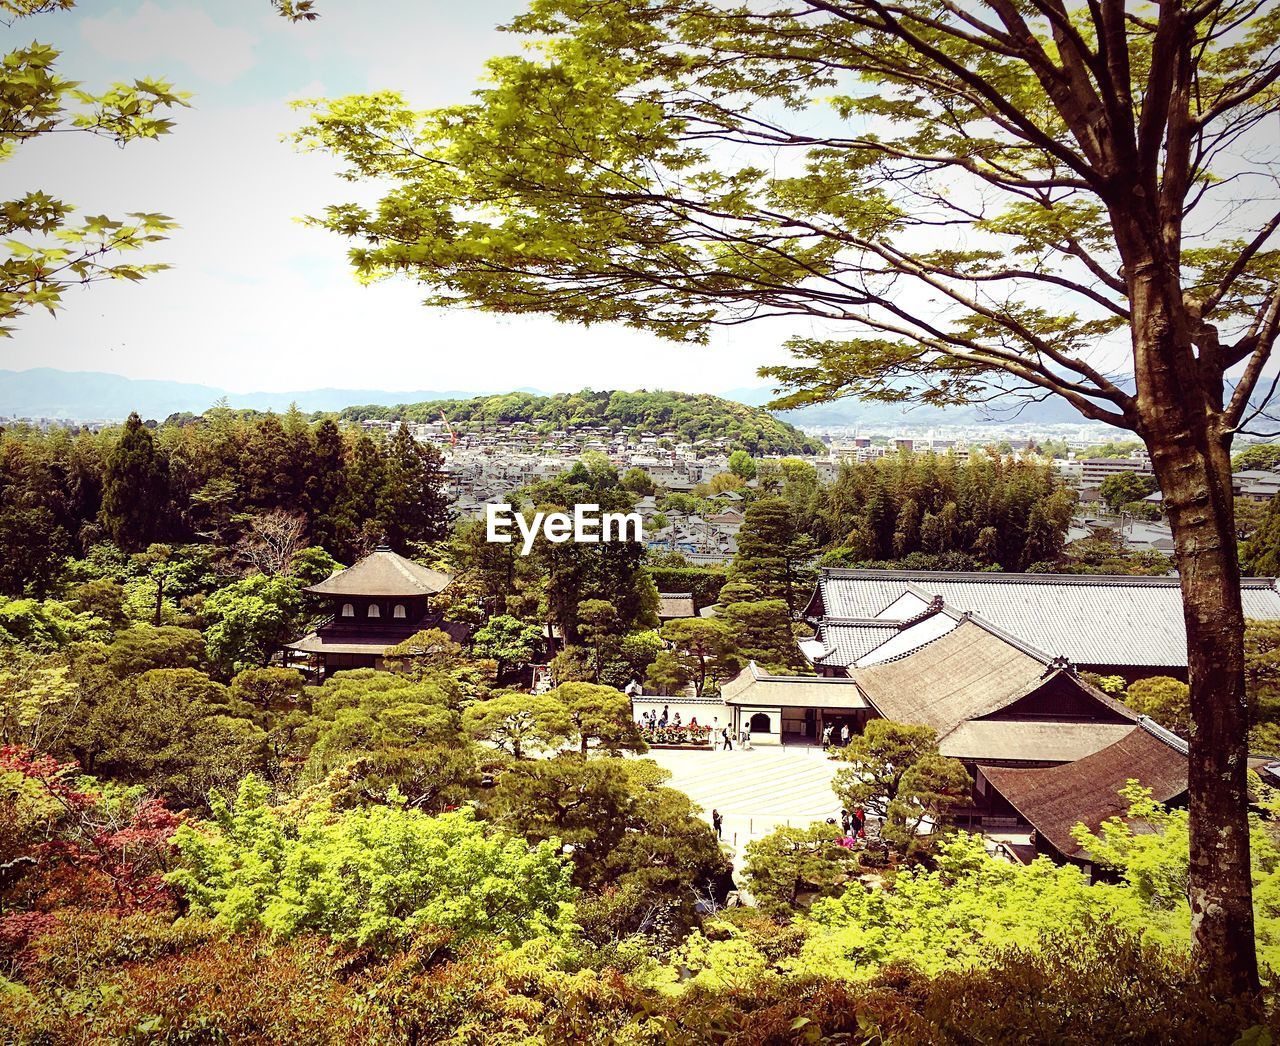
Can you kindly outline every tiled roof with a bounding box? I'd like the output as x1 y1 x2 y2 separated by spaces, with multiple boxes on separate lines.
807 568 1280 669
721 662 869 709
978 719 1189 860
305 548 451 598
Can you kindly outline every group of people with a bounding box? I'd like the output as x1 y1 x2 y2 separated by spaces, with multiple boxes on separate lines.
642 705 692 731
840 807 866 839
822 722 853 748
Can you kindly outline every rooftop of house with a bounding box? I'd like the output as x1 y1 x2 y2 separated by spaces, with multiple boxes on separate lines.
657 593 697 619
304 546 452 599
978 718 1189 860
806 568 1280 670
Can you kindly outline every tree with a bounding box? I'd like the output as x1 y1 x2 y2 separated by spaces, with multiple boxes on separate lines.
237 510 308 576
297 0 1280 989
1 0 318 334
620 467 656 496
832 721 972 854
202 575 304 674
461 691 572 759
485 755 726 928
731 497 817 614
743 822 859 914
727 450 757 481
1233 444 1280 473
100 414 168 552
718 598 808 674
1126 677 1193 738
83 668 267 807
1099 472 1158 515
169 778 575 951
471 614 543 678
660 617 736 697
548 681 645 755
378 424 450 551
645 650 692 698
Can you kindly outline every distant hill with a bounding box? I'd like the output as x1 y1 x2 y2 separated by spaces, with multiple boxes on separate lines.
341 389 824 455
0 368 482 422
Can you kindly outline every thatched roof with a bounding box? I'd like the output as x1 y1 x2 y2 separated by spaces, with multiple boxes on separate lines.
658 593 696 619
304 547 451 598
940 719 1136 763
848 618 1050 735
979 719 1189 860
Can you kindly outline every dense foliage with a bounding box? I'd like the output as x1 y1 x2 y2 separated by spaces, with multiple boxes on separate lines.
0 407 448 594
338 389 822 455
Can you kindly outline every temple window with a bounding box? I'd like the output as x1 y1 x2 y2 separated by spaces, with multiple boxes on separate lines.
368 604 381 618
341 603 354 618
393 604 407 619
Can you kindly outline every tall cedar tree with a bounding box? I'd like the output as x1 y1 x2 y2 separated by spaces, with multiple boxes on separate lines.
378 424 451 552
100 413 168 552
296 1 1280 990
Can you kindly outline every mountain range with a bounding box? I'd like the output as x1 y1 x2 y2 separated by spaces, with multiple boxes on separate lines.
0 367 1105 428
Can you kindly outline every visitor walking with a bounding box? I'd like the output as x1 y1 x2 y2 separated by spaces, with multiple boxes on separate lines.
840 723 850 746
721 727 733 751
712 809 723 839
841 809 852 835
822 724 833 747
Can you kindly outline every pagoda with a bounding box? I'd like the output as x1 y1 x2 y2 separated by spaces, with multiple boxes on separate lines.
286 546 455 678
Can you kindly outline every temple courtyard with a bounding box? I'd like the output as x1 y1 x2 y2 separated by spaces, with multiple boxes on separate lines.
642 745 843 867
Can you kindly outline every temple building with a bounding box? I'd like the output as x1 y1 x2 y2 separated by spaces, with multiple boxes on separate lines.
714 614 1138 759
804 567 1280 681
286 546 456 678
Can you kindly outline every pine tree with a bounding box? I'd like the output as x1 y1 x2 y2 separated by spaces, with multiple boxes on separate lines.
100 413 168 551
378 424 451 551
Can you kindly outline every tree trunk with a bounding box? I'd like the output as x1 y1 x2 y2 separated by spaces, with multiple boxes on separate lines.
1145 411 1258 998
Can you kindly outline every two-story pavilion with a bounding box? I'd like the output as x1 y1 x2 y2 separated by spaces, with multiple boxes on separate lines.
286 546 454 678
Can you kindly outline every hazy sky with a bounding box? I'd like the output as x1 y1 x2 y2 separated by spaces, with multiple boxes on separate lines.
5 1 811 394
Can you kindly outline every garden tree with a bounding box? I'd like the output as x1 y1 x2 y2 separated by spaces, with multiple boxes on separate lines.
645 650 692 697
0 652 76 751
288 545 341 587
727 450 757 481
82 668 267 806
306 418 348 551
1240 495 1280 576
731 497 818 614
169 777 576 951
577 598 620 682
382 628 468 680
377 423 450 552
297 0 1280 988
129 543 177 626
1126 676 1193 738
718 597 809 674
1245 619 1280 751
461 691 572 759
100 414 168 552
299 669 463 781
660 617 737 697
66 578 127 632
0 499 67 597
201 574 304 675
1099 471 1158 515
228 667 306 714
833 721 972 854
485 754 727 930
470 613 543 678
547 681 646 755
97 623 205 677
236 510 308 576
742 821 859 914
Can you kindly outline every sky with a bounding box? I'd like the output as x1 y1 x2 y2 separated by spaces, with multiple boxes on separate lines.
4 0 811 395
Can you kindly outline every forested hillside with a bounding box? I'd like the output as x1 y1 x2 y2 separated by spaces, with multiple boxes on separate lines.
338 389 823 455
